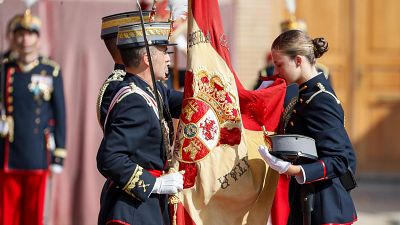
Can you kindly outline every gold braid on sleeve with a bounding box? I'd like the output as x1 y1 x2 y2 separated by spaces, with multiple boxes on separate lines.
122 165 144 200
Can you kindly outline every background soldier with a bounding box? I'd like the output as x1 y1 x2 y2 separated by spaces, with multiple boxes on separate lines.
97 22 184 225
96 10 153 128
0 10 66 225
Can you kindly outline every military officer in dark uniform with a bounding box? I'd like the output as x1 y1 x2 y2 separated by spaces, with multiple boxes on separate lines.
0 10 66 225
97 10 154 128
258 30 357 225
97 22 184 225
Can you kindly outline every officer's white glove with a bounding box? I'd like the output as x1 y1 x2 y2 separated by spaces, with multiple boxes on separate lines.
50 164 64 174
258 145 290 174
151 171 184 194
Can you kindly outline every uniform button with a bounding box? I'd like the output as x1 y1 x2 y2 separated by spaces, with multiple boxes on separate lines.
290 121 294 126
35 118 41 124
9 77 14 83
8 87 13 93
293 109 296 114
7 106 13 113
36 108 41 115
7 97 13 103
299 98 303 103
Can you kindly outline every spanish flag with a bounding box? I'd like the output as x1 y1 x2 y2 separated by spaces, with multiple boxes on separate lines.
171 0 287 224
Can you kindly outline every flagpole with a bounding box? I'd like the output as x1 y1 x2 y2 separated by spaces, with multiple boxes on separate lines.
0 0 6 118
172 46 179 90
136 0 171 166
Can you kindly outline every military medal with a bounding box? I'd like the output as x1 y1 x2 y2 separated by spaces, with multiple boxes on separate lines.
28 73 53 101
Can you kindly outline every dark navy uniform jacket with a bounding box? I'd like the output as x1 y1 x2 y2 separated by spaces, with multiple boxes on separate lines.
285 73 357 225
0 57 66 171
97 73 183 225
96 64 125 128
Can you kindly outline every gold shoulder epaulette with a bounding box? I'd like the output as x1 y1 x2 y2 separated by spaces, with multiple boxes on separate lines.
305 82 340 104
41 57 60 77
108 69 126 82
101 83 140 130
118 82 139 103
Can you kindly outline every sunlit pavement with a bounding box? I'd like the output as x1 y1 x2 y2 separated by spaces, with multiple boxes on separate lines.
352 177 400 225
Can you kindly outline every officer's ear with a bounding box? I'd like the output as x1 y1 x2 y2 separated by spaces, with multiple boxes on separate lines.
143 53 150 67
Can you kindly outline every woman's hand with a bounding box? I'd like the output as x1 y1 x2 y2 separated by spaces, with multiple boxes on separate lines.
258 145 290 174
258 145 304 177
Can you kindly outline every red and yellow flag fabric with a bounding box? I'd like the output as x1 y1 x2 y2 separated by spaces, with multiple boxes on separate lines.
171 0 287 224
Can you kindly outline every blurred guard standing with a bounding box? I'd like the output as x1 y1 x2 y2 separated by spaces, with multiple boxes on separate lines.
97 10 154 128
0 10 66 225
96 22 184 225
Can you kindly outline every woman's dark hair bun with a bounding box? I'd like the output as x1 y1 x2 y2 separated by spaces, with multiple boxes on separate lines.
312 38 328 58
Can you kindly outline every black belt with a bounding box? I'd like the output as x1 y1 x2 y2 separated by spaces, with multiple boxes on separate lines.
339 167 357 191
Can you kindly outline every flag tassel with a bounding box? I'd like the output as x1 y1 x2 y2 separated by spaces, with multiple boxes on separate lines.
169 194 179 225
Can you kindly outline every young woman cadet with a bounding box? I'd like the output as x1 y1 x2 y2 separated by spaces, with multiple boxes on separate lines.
258 30 357 225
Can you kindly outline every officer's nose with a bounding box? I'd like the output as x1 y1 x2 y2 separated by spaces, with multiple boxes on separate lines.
165 53 171 66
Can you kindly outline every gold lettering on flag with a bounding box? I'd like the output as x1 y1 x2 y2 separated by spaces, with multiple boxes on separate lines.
188 30 211 47
217 157 249 189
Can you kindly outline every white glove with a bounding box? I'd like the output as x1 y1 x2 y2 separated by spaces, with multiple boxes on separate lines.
168 0 188 21
256 80 274 90
258 145 290 174
0 119 9 137
151 171 184 194
50 164 64 174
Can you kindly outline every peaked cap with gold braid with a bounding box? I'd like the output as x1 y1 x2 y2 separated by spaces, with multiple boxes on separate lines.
117 22 176 49
101 10 154 39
